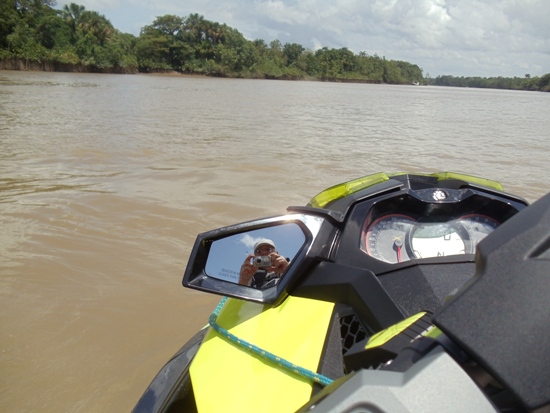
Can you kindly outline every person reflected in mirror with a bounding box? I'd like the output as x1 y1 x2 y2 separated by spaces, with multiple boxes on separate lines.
239 239 289 289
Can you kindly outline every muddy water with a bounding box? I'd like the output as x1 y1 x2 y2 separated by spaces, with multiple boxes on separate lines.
1 70 549 412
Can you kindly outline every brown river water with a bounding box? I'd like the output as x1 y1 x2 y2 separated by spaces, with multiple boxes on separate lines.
1 70 549 412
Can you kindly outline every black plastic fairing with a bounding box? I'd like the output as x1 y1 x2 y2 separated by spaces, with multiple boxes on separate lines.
317 174 527 219
378 262 476 316
132 329 206 413
317 180 404 216
433 191 550 411
292 261 405 331
288 205 346 225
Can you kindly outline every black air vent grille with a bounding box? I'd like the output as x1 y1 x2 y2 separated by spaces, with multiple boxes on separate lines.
340 314 368 354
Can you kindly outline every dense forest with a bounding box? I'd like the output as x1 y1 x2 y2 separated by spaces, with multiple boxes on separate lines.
427 74 550 92
1 0 549 91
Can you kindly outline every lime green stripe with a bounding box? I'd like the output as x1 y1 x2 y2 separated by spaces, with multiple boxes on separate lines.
309 172 503 209
365 312 426 349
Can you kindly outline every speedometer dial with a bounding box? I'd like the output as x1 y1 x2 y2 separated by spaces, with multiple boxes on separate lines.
364 214 416 264
458 214 500 247
411 223 467 258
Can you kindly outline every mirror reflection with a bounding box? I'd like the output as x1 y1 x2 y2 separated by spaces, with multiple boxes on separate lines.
205 223 306 289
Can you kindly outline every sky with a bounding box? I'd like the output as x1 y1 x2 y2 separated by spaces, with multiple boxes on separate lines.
56 0 550 78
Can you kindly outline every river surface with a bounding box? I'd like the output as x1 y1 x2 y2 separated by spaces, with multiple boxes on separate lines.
1 70 549 412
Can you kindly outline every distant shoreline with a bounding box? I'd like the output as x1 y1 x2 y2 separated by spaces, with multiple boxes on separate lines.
1 68 548 92
141 71 210 79
0 67 380 84
0 67 207 78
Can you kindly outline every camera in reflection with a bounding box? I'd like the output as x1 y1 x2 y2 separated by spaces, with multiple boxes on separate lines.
252 256 272 267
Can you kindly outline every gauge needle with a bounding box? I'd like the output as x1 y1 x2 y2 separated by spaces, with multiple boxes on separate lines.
395 239 403 263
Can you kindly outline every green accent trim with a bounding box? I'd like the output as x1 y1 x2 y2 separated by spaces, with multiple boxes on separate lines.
309 172 391 208
309 172 504 209
430 172 504 191
365 312 427 349
424 326 443 339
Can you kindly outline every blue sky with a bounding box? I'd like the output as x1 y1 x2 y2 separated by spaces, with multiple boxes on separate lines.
56 0 550 78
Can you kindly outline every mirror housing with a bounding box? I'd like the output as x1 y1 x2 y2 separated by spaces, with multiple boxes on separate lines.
182 214 330 305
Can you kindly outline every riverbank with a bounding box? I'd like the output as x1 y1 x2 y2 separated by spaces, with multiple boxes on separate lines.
0 64 389 84
0 58 138 74
2 64 549 92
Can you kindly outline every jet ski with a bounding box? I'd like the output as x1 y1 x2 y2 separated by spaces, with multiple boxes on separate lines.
133 172 550 413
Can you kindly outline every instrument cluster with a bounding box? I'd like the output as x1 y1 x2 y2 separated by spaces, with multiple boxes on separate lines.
362 213 500 264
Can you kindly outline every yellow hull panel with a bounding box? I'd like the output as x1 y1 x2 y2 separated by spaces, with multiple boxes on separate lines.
190 296 335 413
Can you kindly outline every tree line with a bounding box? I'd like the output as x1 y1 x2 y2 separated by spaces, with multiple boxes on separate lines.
426 74 550 92
0 1 422 83
1 1 137 72
1 1 548 91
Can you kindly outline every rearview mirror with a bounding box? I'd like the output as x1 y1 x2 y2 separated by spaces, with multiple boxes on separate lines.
183 213 328 304
205 224 305 288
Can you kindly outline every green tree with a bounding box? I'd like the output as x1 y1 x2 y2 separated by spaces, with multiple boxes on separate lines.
153 14 184 36
0 0 19 50
282 42 304 67
314 47 345 79
539 74 550 92
5 0 60 62
216 26 258 74
62 2 84 38
382 61 404 83
36 13 71 49
77 10 113 45
269 39 283 59
137 15 189 71
395 61 423 83
7 19 43 61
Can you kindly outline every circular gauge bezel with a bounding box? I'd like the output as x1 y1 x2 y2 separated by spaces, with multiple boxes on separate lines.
456 214 500 250
363 213 417 264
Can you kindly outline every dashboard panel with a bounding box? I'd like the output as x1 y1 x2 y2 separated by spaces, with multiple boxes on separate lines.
360 193 504 264
363 213 500 264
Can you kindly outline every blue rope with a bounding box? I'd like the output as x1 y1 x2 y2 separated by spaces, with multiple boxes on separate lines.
208 297 334 387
